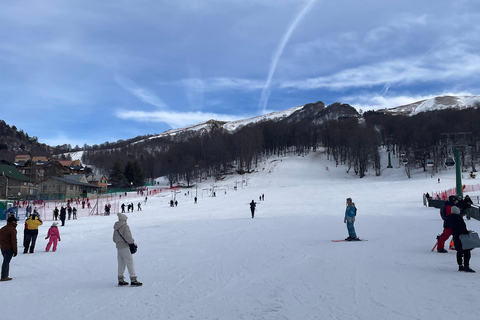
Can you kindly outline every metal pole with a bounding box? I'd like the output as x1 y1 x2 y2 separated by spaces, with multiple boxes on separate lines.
455 148 463 198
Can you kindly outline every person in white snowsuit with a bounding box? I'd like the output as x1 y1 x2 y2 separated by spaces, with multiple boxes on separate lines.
113 213 142 286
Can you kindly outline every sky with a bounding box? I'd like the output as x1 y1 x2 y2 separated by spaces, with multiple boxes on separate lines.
1 0 480 147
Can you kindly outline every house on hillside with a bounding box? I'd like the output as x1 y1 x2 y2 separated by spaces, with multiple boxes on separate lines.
58 160 84 174
16 159 64 183
85 174 108 193
37 175 100 200
14 155 31 163
0 164 36 200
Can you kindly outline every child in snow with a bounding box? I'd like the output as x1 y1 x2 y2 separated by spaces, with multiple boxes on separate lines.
45 222 61 252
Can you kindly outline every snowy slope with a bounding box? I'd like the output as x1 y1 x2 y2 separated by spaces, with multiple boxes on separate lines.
382 95 480 116
2 151 480 320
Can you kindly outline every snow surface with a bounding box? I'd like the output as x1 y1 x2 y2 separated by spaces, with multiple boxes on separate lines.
2 151 480 320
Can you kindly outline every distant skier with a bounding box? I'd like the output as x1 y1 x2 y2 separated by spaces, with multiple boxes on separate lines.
344 198 359 241
250 200 256 218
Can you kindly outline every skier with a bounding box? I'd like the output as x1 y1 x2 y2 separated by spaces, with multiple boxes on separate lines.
53 207 59 221
450 206 475 272
344 198 359 241
45 222 61 252
250 200 256 218
137 202 142 211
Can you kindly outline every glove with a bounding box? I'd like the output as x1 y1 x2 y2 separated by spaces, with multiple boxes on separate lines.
13 252 17 257
344 218 347 223
45 237 48 239
59 239 61 241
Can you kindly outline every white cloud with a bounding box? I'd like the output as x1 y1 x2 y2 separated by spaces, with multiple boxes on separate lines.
114 74 169 109
115 110 247 128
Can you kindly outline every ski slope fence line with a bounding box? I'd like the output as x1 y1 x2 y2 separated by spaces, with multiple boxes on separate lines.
431 184 480 201
4 187 178 222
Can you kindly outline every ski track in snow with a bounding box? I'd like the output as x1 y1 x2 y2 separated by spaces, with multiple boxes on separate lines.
2 150 480 320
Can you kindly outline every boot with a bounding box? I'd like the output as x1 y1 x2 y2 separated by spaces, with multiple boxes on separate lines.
118 277 129 286
130 277 143 287
437 248 448 253
458 265 464 271
464 266 476 273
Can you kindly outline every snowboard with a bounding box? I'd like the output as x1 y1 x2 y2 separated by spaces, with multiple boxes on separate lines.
332 239 367 242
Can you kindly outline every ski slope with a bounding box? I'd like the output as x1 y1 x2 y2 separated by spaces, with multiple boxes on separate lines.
2 151 479 320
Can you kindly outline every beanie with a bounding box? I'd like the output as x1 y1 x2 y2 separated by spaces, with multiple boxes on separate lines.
451 206 460 214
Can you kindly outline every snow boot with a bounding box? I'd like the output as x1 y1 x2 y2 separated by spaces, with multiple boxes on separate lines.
464 266 476 273
458 265 464 271
345 237 353 241
130 277 143 287
118 277 129 286
353 237 361 241
437 248 448 253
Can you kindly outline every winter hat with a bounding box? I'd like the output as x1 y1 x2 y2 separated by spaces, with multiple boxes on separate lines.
451 206 460 215
7 216 18 223
51 222 58 227
117 213 128 221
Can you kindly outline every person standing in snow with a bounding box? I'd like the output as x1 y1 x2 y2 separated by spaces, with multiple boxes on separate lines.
60 206 66 226
113 213 142 286
23 213 43 253
344 198 359 241
45 222 61 252
0 216 18 281
437 195 456 253
250 200 256 218
449 206 475 272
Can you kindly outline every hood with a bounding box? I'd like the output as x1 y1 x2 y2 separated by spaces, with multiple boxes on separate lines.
117 213 128 221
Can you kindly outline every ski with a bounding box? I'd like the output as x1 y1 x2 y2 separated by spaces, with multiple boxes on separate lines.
332 239 367 242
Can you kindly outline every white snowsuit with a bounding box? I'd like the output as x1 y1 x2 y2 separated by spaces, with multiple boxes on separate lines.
113 213 137 281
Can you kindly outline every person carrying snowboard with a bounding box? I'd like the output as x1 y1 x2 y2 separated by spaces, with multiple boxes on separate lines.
344 198 359 241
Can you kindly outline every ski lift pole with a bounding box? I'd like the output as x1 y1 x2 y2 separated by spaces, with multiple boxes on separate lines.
455 148 463 199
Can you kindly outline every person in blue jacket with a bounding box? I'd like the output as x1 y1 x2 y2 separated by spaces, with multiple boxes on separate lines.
344 198 359 241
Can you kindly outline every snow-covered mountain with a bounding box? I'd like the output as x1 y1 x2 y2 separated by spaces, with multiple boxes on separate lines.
379 95 480 116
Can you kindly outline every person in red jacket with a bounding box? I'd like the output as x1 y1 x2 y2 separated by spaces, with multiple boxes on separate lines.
0 216 19 281
45 222 61 252
437 196 456 253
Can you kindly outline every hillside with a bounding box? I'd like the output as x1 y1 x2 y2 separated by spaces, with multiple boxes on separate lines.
2 150 479 320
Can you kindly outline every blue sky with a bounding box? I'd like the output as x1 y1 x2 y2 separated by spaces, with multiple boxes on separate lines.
1 0 479 147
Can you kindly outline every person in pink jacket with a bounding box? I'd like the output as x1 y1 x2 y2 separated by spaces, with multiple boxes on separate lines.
45 222 61 252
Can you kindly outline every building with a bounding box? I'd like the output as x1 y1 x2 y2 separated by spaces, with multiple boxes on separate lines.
38 175 101 200
0 164 36 200
86 174 108 193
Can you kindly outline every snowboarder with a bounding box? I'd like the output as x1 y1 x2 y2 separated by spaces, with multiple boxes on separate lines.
250 200 256 218
45 222 61 252
0 216 18 281
450 206 475 272
344 198 359 241
113 213 142 286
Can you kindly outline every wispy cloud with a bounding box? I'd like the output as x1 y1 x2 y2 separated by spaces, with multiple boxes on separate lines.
178 77 264 92
115 110 247 128
258 0 318 113
280 45 480 91
114 74 169 109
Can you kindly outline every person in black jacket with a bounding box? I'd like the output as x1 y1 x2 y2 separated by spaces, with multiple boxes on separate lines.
450 206 475 273
250 200 256 218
